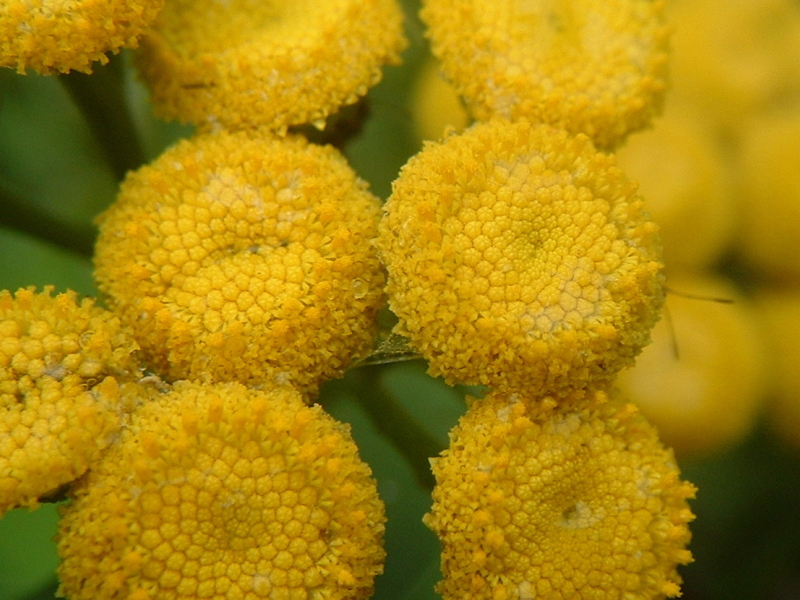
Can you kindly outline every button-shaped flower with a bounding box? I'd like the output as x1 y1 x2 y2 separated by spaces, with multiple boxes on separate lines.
0 287 141 514
94 130 385 394
56 380 386 600
0 0 164 73
136 0 407 132
425 390 695 600
420 0 670 149
377 119 664 397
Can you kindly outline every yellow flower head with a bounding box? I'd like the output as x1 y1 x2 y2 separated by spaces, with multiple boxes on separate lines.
0 0 164 74
0 287 141 514
377 119 664 396
616 274 767 459
420 0 671 149
94 130 385 393
136 0 407 132
56 380 386 600
425 390 695 600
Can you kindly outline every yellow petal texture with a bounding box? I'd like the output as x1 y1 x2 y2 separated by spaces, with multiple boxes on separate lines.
377 119 664 396
420 0 670 149
56 380 386 600
136 0 407 132
0 287 142 514
94 130 385 393
424 390 695 600
0 0 164 74
616 273 767 459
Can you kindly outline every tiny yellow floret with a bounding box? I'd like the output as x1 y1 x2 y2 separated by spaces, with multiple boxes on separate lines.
136 0 407 132
420 0 671 149
377 119 664 396
94 130 385 394
56 381 386 600
425 390 695 600
0 287 141 515
0 0 165 74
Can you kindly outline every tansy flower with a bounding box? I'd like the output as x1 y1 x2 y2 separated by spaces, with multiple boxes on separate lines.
410 57 470 143
56 380 386 600
93 130 385 394
667 0 800 137
424 390 695 600
377 119 664 397
616 273 766 459
735 108 800 281
135 0 407 132
0 0 164 74
420 0 670 149
0 287 142 514
615 100 735 272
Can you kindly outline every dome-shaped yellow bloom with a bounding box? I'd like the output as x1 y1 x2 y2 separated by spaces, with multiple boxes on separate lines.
0 287 141 514
136 0 406 132
420 0 670 149
616 273 766 459
94 130 385 393
56 380 386 600
0 0 164 74
615 101 735 272
425 390 695 600
377 119 664 396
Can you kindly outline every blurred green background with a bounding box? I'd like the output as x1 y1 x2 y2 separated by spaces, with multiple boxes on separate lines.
2 1 800 599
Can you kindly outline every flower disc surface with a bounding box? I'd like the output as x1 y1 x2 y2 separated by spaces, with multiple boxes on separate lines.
378 119 664 396
425 391 695 600
94 130 385 393
57 381 386 600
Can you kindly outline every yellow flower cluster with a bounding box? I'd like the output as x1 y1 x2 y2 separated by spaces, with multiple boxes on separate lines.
420 0 670 149
94 129 385 395
136 0 407 132
56 381 386 600
0 287 141 514
378 118 664 396
425 390 695 600
0 0 164 74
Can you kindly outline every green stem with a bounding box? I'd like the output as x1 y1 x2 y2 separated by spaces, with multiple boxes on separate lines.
334 364 443 490
0 177 95 258
58 54 146 181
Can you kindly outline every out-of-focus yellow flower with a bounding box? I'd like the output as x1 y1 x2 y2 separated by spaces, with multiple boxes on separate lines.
0 0 164 74
136 0 407 132
94 130 385 394
377 119 664 396
616 100 735 272
56 380 386 600
753 288 800 449
667 0 800 137
420 0 670 150
0 287 141 514
425 390 695 600
616 273 766 459
735 108 800 282
410 57 470 143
